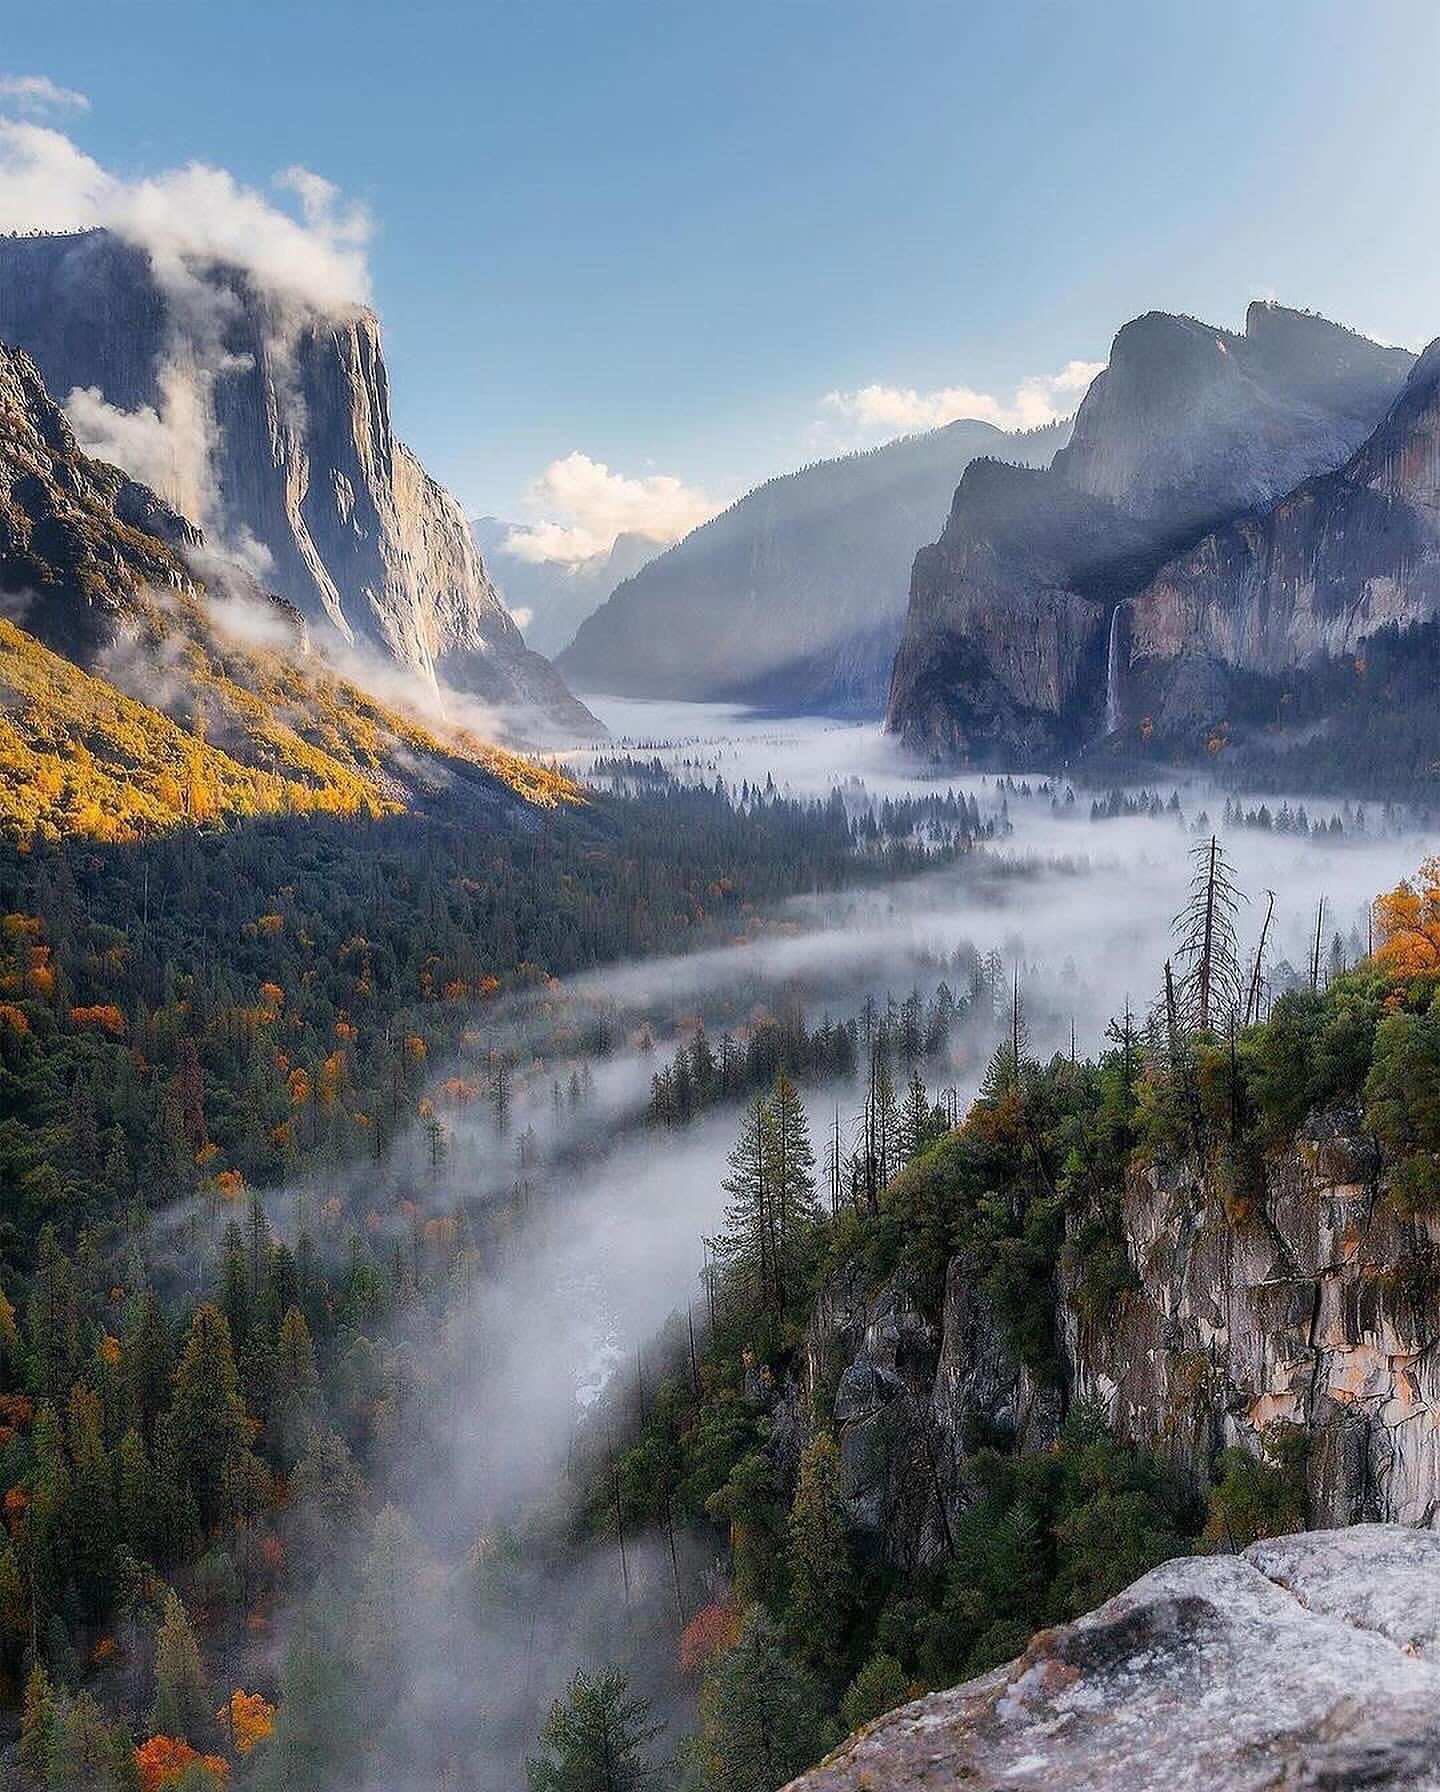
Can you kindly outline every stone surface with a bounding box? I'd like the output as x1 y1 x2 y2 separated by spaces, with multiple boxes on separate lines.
0 229 597 740
886 303 1415 762
786 1526 1440 1791
0 338 200 657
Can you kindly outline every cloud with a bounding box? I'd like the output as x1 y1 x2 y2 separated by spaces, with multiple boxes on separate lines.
819 359 1103 444
506 604 535 630
503 452 719 567
0 118 372 313
0 73 89 115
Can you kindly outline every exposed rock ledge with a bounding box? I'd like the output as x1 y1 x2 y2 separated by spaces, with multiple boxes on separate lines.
785 1525 1440 1790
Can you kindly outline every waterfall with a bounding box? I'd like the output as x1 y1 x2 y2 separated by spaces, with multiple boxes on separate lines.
1104 600 1128 735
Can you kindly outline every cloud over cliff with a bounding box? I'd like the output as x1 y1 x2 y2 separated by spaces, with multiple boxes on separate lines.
0 115 371 313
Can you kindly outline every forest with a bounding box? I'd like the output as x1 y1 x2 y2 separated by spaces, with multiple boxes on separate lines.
0 727 1435 1788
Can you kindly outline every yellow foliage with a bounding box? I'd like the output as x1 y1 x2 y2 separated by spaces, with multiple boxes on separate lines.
224 1688 276 1754
0 605 580 847
1374 857 1440 979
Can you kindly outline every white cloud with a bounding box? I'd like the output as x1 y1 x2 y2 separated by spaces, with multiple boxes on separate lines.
819 359 1103 445
0 74 89 115
0 119 372 314
507 605 535 630
503 452 719 567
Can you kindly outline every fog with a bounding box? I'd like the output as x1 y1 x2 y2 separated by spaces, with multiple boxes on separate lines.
222 698 1434 1787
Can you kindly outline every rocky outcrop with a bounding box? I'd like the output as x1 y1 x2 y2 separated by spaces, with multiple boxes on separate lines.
1123 338 1440 733
560 418 1068 716
801 1108 1440 1572
0 339 200 658
886 304 1415 762
1063 1107 1440 1529
787 1525 1440 1790
0 230 597 740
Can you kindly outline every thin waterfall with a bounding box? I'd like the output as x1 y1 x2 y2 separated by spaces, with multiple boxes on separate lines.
1104 600 1128 735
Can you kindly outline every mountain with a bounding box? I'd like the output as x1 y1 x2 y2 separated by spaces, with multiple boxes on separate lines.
0 229 598 741
470 518 659 657
1118 335 1440 744
0 336 575 842
559 417 1070 715
886 304 1415 761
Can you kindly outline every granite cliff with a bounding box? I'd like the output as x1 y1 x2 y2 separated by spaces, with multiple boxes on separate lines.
886 304 1414 762
0 229 596 738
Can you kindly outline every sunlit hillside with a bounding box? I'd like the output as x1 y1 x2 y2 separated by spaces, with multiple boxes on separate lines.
0 604 577 846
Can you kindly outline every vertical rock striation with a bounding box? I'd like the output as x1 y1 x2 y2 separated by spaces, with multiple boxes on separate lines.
0 230 598 738
886 304 1415 762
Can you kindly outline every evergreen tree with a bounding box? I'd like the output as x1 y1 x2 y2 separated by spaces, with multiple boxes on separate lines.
168 1306 248 1531
715 1096 777 1321
785 1432 854 1682
526 1670 660 1792
694 1608 828 1792
150 1591 208 1745
764 1073 817 1317
20 1661 56 1786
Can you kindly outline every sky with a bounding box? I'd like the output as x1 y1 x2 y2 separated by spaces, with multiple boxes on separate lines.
2 0 1439 563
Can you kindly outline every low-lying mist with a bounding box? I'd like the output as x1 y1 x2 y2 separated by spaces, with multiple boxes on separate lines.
204 698 1434 1787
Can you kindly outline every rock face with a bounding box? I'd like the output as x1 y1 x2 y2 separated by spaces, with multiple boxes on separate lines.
0 339 200 658
0 230 597 739
797 1108 1440 1574
886 304 1414 762
560 418 1068 716
1125 337 1440 715
787 1526 1440 1791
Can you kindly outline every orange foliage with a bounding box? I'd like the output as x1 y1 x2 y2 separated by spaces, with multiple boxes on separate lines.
479 974 502 997
259 981 285 1011
211 1170 246 1201
334 1019 357 1041
98 1334 122 1368
3 1486 28 1536
678 1599 743 1676
0 1004 28 1034
404 1034 428 1060
257 914 285 935
69 1003 127 1034
92 1634 118 1664
1374 857 1440 979
288 1069 312 1106
135 1735 230 1792
224 1689 276 1754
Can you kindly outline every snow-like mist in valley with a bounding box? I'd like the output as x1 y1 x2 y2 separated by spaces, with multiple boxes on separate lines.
249 699 1436 1787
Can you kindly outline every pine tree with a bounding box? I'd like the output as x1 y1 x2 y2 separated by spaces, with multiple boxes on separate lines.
715 1096 777 1321
898 1069 935 1162
270 1306 320 1465
695 1608 827 1792
20 1661 56 1785
785 1432 853 1683
66 1387 118 1618
765 1073 817 1317
1172 834 1244 1033
150 1590 208 1744
168 1306 248 1531
526 1670 660 1792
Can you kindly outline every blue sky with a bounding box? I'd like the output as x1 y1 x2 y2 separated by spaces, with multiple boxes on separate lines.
3 0 1439 558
